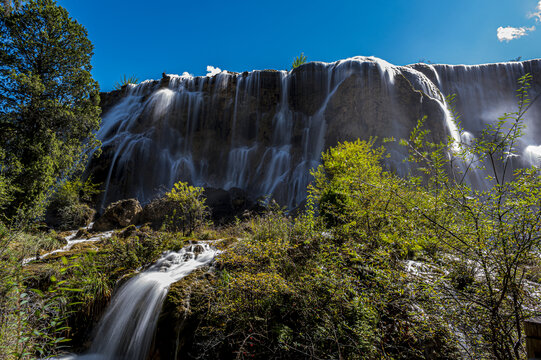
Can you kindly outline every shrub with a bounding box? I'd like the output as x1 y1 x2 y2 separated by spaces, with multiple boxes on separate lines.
47 178 100 229
163 181 209 236
398 74 541 359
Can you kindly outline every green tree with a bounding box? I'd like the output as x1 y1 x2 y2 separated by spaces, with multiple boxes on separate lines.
164 181 209 236
1 0 21 15
0 0 101 221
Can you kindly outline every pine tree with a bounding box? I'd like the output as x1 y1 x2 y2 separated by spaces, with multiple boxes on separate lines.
0 0 101 221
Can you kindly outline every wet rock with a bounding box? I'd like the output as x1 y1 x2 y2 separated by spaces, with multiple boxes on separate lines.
92 199 142 232
192 244 205 255
75 227 91 239
99 90 124 115
90 57 541 210
152 269 211 360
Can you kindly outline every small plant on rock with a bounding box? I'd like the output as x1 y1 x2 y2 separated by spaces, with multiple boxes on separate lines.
113 74 138 90
292 52 307 69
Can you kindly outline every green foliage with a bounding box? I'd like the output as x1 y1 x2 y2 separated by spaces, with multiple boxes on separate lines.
0 230 80 359
398 73 541 359
183 189 458 359
107 228 164 271
164 181 209 236
292 52 307 69
113 74 138 90
0 0 101 221
310 139 438 258
47 177 100 229
1 0 22 15
0 150 14 215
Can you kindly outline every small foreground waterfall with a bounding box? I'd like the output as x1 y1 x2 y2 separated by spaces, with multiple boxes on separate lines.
61 244 218 360
91 57 541 208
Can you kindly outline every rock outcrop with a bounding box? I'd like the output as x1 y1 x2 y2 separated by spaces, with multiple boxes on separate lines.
92 198 142 231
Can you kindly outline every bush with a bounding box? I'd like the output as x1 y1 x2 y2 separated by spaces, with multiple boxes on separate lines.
57 203 95 230
47 178 100 229
178 193 459 359
163 181 209 236
397 74 541 359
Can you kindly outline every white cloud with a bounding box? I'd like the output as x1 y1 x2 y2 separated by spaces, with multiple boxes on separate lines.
497 26 536 42
528 0 541 21
206 66 222 77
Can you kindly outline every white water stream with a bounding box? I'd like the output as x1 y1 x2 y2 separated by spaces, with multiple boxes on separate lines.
22 225 114 265
59 243 218 360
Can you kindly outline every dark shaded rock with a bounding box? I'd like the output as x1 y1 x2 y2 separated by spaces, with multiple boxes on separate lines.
204 187 256 224
192 244 205 255
288 62 329 115
92 199 142 232
90 57 541 211
160 72 171 88
136 197 176 230
151 269 211 360
99 90 124 115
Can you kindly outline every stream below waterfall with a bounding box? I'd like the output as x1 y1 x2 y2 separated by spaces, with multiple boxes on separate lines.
58 243 219 360
22 225 114 266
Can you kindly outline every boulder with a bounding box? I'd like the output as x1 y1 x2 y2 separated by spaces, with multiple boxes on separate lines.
92 198 142 232
137 197 176 230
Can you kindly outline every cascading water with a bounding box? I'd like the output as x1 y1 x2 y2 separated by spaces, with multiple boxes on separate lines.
22 225 114 265
91 57 541 209
60 243 219 360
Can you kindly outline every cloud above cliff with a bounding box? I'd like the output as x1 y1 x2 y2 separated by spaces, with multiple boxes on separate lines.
206 66 222 77
497 26 535 42
528 0 541 21
496 2 541 42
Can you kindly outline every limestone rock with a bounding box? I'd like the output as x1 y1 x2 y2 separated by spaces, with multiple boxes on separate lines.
92 199 142 232
137 197 176 230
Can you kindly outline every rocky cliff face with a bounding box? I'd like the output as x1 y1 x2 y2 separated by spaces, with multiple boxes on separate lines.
89 57 541 209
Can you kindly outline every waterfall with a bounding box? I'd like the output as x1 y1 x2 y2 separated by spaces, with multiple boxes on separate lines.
92 57 541 208
60 243 218 360
416 61 541 167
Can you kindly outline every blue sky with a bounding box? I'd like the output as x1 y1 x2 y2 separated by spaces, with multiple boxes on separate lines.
57 0 541 91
